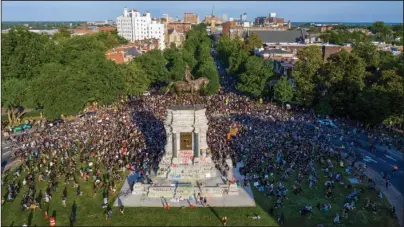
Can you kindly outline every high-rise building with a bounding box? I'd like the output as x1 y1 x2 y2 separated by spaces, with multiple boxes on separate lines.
240 13 247 22
116 7 166 50
222 14 228 22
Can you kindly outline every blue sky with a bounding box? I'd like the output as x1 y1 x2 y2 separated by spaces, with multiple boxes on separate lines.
2 1 403 22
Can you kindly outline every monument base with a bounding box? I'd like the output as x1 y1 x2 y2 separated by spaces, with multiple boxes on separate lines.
115 162 256 207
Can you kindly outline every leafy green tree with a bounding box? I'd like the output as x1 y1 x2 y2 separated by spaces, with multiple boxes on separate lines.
53 27 71 40
243 32 263 53
370 21 392 43
216 36 243 68
353 86 390 125
1 79 32 124
378 50 396 71
164 48 187 81
320 50 366 116
292 46 323 107
195 61 220 95
120 62 150 95
352 41 379 69
228 49 249 74
133 49 169 83
2 27 58 80
235 56 272 97
274 77 294 107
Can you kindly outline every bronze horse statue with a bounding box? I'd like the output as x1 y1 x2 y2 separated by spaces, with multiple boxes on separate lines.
165 65 210 95
165 77 209 95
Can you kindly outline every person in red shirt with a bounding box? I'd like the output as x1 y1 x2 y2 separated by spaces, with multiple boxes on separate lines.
393 165 398 176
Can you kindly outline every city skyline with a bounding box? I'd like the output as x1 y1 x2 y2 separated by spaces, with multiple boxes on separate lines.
2 1 403 23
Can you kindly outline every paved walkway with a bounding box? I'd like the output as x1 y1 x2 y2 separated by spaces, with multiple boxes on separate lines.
353 161 404 226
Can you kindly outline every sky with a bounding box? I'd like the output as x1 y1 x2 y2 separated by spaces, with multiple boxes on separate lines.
2 1 403 23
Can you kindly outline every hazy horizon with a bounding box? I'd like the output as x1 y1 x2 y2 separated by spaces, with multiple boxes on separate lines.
2 1 403 23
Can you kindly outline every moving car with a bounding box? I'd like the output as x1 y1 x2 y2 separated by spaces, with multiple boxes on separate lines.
317 119 337 128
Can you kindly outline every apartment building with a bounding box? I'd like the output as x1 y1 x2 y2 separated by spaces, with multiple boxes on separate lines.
116 7 165 50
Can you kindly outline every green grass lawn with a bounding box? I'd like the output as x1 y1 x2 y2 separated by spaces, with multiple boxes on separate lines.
1 160 398 227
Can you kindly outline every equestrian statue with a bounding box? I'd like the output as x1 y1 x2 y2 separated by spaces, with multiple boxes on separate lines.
165 65 210 96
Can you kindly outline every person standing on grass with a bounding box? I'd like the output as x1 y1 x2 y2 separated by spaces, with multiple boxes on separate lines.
120 204 125 214
221 216 228 226
62 196 66 207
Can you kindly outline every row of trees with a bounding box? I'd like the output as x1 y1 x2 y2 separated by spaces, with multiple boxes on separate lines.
216 33 274 98
125 24 220 95
216 32 403 127
319 22 403 45
292 43 403 126
1 24 219 122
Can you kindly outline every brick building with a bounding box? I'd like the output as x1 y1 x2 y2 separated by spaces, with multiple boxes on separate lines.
184 13 199 24
167 22 192 33
167 29 186 47
315 25 333 32
105 39 159 64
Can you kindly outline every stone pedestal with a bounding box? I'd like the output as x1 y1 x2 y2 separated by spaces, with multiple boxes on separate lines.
132 182 147 195
228 183 239 195
144 105 238 198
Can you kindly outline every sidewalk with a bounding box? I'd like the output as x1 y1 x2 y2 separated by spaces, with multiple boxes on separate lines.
357 162 403 226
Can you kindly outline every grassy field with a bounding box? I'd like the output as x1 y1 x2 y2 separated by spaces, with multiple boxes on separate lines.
1 160 399 227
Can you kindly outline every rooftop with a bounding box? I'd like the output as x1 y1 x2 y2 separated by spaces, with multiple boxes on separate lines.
252 30 306 43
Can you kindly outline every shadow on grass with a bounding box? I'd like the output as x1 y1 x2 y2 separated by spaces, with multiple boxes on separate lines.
208 205 222 224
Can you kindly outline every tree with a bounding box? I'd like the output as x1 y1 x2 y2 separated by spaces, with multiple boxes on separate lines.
1 78 32 124
164 47 187 81
353 86 390 125
228 49 249 74
2 27 58 80
274 77 294 107
370 21 392 43
120 62 150 95
320 50 366 116
352 41 379 69
243 32 263 53
133 49 169 83
216 35 243 68
53 27 71 40
235 56 272 97
292 46 323 107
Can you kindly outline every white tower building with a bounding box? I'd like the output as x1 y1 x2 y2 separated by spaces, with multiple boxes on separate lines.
116 7 166 50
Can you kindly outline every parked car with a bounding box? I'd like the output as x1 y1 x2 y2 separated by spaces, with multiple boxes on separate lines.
21 124 31 130
52 118 64 126
12 126 23 133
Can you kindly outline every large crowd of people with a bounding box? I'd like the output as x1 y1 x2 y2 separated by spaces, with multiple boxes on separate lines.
2 85 401 225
